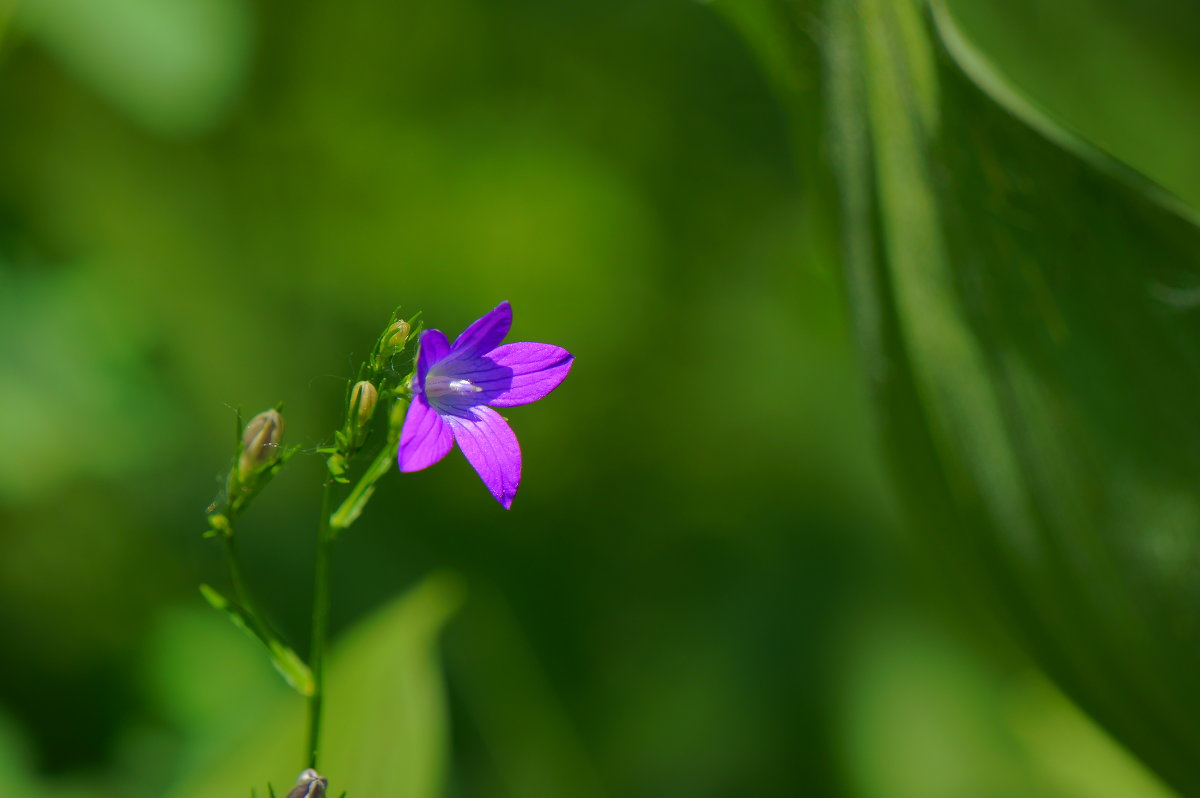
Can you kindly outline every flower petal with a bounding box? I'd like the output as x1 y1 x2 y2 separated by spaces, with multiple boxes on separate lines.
397 393 454 472
450 301 512 359
484 342 574 407
430 344 573 407
445 405 521 508
416 329 451 385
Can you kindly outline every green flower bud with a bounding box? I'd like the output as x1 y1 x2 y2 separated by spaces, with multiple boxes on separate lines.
350 380 378 428
385 319 411 350
237 408 284 479
370 317 414 375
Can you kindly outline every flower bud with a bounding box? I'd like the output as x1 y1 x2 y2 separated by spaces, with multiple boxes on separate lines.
371 317 414 374
349 380 378 428
285 768 327 798
237 409 284 478
385 319 411 350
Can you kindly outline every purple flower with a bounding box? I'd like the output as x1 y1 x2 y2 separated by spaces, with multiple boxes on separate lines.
398 301 574 508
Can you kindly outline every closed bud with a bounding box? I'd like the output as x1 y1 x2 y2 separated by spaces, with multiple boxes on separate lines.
285 768 327 798
350 380 378 427
385 319 411 350
371 317 414 374
238 409 284 478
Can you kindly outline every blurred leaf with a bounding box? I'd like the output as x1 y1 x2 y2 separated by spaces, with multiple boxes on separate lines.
833 0 1200 789
17 0 252 134
1006 675 1177 798
448 590 608 798
0 263 178 503
0 715 45 798
167 573 462 798
840 615 1176 798
932 0 1200 215
730 0 1200 791
144 604 287 744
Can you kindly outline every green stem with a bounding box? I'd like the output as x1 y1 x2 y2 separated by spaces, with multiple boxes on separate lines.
329 428 402 535
304 395 406 768
305 479 337 769
219 534 250 608
220 529 272 640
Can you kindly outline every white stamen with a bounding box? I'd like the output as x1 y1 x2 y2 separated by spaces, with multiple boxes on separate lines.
425 375 483 399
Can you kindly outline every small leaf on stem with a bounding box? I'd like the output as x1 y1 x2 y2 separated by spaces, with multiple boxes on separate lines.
200 584 315 696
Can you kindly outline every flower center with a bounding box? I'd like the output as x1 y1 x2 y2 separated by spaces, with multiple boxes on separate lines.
425 375 483 400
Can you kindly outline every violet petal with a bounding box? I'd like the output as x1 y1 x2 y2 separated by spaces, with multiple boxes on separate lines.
432 343 572 407
485 342 574 407
416 329 452 384
446 406 521 508
450 301 512 360
397 393 454 472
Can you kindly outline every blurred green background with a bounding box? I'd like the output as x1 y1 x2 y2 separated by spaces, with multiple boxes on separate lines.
1 0 1198 796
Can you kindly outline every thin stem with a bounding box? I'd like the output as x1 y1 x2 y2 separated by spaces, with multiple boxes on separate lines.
220 534 251 609
303 395 405 769
305 479 337 769
220 528 272 640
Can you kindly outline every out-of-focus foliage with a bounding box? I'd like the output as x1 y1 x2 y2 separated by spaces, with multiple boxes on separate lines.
16 0 252 133
167 575 459 798
0 0 1195 796
840 616 1174 798
934 0 1200 213
728 0 1200 793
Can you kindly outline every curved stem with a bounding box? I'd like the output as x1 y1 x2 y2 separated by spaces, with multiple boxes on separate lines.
305 479 337 769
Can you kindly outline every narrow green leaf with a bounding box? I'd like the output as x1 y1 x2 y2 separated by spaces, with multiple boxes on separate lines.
266 641 316 699
199 583 254 635
329 436 399 535
330 485 374 531
199 584 314 697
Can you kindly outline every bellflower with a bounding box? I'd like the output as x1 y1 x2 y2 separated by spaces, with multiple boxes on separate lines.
398 301 573 508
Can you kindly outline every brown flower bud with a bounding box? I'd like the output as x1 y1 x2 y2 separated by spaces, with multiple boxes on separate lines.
237 409 284 478
285 768 327 798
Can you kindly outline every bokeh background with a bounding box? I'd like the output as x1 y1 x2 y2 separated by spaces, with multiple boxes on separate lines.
1 0 1198 796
